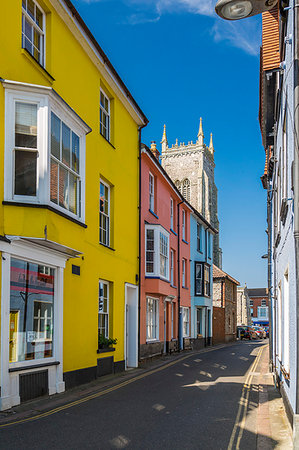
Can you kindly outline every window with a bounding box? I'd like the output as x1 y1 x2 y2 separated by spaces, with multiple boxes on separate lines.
197 223 202 252
160 233 168 278
182 179 191 202
170 249 174 285
207 232 212 259
149 173 155 211
99 281 109 339
99 181 110 246
146 297 159 340
22 0 45 66
146 229 155 273
175 180 181 193
170 198 174 230
261 299 267 306
195 262 210 297
250 300 253 306
50 113 81 215
145 225 169 280
284 269 289 371
196 308 202 335
182 307 189 337
9 258 54 363
5 88 88 220
182 258 186 288
14 102 38 196
250 307 253 317
182 210 186 241
258 306 268 319
100 90 110 141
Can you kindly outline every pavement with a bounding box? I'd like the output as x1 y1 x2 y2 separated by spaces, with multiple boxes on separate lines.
0 340 293 449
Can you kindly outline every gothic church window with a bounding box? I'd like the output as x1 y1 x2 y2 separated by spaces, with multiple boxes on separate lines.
175 180 181 193
182 179 190 202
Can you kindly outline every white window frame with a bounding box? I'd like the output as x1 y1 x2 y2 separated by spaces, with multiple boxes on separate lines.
4 86 87 222
146 297 159 341
99 180 110 246
145 225 169 281
182 210 186 241
22 0 46 67
182 307 189 337
197 222 202 252
99 280 109 339
283 268 289 371
149 172 155 212
182 258 186 288
170 249 174 286
258 306 268 319
100 89 110 141
170 198 174 230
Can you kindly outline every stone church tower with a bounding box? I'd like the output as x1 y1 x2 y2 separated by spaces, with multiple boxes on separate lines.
160 119 222 268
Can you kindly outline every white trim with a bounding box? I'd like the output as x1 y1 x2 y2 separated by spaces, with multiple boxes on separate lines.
145 224 170 281
22 0 46 67
99 180 110 247
0 240 67 411
149 172 155 211
99 89 110 142
99 279 109 338
146 296 159 342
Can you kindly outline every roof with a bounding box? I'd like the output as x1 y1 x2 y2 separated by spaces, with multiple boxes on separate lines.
62 0 148 126
247 288 268 298
141 144 218 234
213 265 240 285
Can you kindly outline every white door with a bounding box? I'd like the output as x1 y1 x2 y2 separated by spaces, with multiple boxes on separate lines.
125 284 138 368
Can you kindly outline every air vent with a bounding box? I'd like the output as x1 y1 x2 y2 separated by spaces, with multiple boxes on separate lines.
19 370 48 403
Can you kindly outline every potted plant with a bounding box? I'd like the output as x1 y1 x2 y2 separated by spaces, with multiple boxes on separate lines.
98 334 117 350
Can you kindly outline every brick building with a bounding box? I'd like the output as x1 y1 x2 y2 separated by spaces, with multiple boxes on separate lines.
247 288 269 326
213 266 239 343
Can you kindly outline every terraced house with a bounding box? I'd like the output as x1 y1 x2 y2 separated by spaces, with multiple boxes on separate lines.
0 0 147 410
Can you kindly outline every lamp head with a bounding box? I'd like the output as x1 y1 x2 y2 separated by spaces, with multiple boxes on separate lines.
215 0 277 20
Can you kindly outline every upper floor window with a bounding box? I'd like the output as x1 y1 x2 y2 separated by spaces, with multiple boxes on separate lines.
261 299 267 307
197 223 202 252
195 262 210 297
22 0 45 66
145 225 169 280
149 172 155 211
182 210 186 240
175 180 181 193
100 90 110 141
170 198 174 230
207 232 212 259
182 258 186 287
50 113 81 215
4 87 88 222
250 300 253 306
99 181 110 246
170 249 175 285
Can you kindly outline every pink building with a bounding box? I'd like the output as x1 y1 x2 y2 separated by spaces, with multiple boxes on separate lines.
140 142 191 360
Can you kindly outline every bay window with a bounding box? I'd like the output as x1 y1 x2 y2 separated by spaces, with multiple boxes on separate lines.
4 86 89 221
145 225 169 280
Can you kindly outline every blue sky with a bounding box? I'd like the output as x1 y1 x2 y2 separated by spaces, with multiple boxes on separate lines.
74 0 267 287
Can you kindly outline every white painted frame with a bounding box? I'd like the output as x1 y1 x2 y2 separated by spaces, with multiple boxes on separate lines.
99 279 109 338
145 224 170 281
99 89 110 142
149 172 155 211
146 296 159 342
0 239 66 411
99 180 110 247
4 85 87 222
124 283 138 369
22 0 46 67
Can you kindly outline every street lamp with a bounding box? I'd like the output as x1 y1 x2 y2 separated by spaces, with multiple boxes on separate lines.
215 0 277 20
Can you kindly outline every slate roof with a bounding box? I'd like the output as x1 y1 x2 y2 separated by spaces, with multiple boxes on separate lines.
247 288 268 298
213 265 240 285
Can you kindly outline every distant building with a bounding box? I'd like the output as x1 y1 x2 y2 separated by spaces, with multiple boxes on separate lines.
213 266 239 343
237 286 252 326
247 288 269 327
160 121 222 268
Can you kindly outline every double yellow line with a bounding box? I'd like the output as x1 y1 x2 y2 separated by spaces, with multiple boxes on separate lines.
0 353 194 429
227 345 266 450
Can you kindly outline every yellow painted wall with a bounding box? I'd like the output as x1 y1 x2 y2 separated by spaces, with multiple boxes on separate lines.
0 0 142 372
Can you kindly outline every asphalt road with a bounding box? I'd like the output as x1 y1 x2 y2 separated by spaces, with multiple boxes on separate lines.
0 340 268 450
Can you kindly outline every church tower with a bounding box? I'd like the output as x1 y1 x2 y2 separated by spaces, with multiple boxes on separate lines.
160 120 222 268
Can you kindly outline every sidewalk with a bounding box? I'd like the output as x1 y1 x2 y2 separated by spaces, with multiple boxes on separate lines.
255 344 292 449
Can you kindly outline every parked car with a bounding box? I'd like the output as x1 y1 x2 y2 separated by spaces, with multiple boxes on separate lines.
237 326 257 340
252 326 267 339
264 326 269 338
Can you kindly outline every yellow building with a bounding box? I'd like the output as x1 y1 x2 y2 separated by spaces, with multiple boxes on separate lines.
0 0 147 410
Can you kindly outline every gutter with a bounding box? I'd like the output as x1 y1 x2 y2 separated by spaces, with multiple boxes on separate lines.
177 200 184 351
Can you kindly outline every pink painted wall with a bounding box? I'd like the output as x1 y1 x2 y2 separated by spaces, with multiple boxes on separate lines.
140 147 191 347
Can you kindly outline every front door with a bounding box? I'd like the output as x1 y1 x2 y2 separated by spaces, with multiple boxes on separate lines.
9 311 19 363
125 284 138 368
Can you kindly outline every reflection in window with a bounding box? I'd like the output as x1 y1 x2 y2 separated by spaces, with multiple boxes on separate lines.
9 258 54 363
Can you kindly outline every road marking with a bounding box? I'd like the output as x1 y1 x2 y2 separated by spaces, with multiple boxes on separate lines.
0 345 229 429
227 345 266 450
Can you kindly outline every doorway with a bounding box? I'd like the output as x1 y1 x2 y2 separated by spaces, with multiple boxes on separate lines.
125 284 138 368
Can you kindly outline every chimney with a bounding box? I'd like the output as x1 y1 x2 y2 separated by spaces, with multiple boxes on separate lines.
150 141 160 160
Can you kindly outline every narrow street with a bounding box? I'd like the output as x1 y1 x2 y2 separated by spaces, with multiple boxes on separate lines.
0 341 291 449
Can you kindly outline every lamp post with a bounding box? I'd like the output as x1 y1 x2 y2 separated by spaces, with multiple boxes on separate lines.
215 0 277 19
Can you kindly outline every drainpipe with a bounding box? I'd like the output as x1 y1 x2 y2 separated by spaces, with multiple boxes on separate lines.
138 125 146 363
177 200 184 351
294 1 299 420
267 170 273 371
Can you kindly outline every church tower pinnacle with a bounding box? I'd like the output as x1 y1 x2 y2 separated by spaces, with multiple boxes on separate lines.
197 117 204 147
209 133 214 156
161 124 168 154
